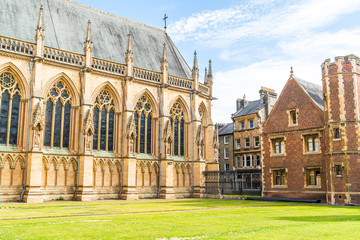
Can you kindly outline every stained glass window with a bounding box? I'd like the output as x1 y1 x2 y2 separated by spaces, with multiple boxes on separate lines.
0 73 22 146
93 88 115 152
134 96 152 154
44 80 72 148
170 102 185 156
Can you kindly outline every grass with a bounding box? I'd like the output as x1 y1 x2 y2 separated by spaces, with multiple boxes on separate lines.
0 199 359 239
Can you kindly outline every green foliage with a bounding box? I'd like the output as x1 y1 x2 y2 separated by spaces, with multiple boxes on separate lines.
0 199 359 239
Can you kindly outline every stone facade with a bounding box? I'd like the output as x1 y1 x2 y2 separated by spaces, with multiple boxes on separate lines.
0 1 218 203
263 56 360 204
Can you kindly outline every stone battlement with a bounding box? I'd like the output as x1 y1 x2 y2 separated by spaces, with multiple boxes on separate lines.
322 54 360 78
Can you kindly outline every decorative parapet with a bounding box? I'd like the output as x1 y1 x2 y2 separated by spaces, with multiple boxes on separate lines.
0 36 35 56
133 67 161 83
168 75 193 89
43 46 84 67
92 58 126 75
199 83 209 95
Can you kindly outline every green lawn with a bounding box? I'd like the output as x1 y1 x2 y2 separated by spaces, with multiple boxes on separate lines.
0 199 359 239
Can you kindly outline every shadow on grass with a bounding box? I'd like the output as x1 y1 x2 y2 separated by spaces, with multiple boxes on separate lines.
275 215 360 222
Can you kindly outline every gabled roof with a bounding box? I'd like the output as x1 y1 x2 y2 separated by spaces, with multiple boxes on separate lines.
294 77 324 110
233 100 263 118
0 0 192 79
218 123 233 136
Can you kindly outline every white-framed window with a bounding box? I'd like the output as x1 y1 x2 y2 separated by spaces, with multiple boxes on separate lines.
224 136 229 144
225 163 229 171
241 121 245 129
236 139 240 149
236 156 241 168
272 138 285 155
224 148 229 159
254 136 260 148
249 120 254 128
304 134 320 153
245 138 250 148
242 154 253 168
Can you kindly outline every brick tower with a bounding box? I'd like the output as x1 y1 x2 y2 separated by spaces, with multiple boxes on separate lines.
322 55 360 204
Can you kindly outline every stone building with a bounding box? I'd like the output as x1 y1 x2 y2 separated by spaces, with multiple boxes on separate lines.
0 0 218 203
263 56 360 205
217 123 234 171
232 87 276 192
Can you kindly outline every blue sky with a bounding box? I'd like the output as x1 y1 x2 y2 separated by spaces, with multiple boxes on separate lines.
74 0 360 123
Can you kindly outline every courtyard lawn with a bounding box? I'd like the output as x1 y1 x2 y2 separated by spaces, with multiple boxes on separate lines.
0 199 359 239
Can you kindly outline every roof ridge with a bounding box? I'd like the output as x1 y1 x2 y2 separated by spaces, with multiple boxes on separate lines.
64 0 165 33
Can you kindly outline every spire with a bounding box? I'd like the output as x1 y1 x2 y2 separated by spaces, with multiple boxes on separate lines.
193 51 198 71
84 20 93 68
125 31 134 77
161 43 168 84
290 66 294 76
204 68 208 84
192 51 199 90
35 5 45 57
84 20 92 50
35 5 44 41
208 59 213 78
243 94 246 99
161 43 167 63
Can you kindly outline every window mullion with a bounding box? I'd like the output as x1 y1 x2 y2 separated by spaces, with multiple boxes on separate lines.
6 96 13 145
171 118 174 155
106 108 109 151
178 117 181 156
137 112 141 153
144 112 147 154
60 103 65 149
97 107 101 151
50 101 56 148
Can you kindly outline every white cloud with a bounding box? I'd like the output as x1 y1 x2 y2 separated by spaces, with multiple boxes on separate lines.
169 0 360 47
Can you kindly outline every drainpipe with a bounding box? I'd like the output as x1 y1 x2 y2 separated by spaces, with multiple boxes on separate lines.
157 87 162 198
190 93 195 198
20 61 34 201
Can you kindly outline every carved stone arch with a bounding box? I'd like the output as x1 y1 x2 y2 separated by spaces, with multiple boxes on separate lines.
138 161 145 173
91 81 121 112
3 154 14 168
132 88 159 118
146 161 152 173
14 155 25 169
0 156 2 166
174 163 180 173
98 159 105 172
107 160 114 172
114 160 121 172
198 101 208 125
69 158 78 171
59 157 67 170
0 62 30 99
42 156 49 170
186 164 192 173
49 157 58 170
180 164 186 174
168 95 191 122
151 162 159 173
44 72 80 106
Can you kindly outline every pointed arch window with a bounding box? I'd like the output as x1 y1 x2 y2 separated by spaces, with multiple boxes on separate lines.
93 89 115 152
0 73 21 145
134 96 152 154
44 81 72 148
170 102 185 156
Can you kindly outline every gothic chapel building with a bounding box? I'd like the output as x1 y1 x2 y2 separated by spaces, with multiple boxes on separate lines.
0 0 218 202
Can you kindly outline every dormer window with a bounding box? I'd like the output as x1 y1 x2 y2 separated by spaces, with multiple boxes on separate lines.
249 120 254 128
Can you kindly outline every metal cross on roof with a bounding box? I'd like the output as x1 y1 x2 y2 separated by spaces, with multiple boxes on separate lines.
163 14 168 31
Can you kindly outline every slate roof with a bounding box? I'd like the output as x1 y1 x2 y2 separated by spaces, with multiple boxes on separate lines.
233 100 263 118
294 77 324 110
0 0 192 79
218 123 233 136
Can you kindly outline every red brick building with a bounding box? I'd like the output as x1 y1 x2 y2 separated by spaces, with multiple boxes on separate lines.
263 55 360 205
